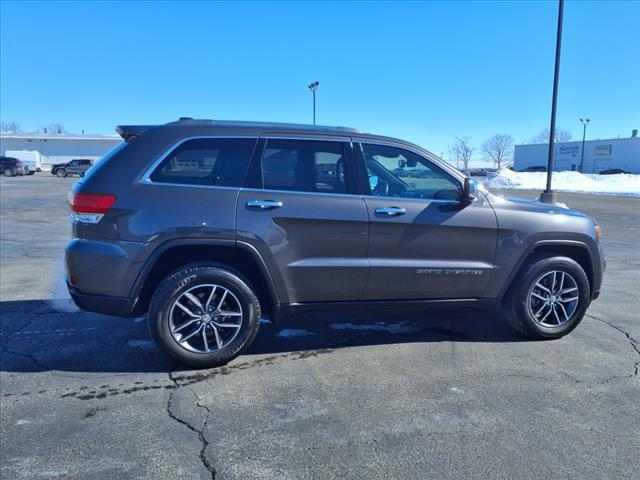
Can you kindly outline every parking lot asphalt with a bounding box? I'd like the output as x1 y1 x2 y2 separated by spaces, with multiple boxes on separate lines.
1 175 638 480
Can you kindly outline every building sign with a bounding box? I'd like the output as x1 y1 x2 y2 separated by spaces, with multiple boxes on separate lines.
557 145 579 156
595 144 612 156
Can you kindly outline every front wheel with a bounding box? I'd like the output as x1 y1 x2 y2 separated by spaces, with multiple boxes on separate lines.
149 264 261 368
503 255 591 339
56 169 67 177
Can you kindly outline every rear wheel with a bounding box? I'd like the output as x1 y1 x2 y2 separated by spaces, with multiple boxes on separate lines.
149 263 261 368
56 169 67 177
503 255 590 339
3 168 14 177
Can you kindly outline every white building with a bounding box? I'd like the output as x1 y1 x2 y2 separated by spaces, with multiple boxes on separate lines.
0 133 122 170
514 134 640 174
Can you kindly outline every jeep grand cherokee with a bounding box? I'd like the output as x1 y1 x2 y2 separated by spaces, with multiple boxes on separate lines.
65 118 605 367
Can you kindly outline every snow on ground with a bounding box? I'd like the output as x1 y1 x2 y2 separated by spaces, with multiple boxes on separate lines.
328 321 420 334
276 328 315 338
483 169 640 196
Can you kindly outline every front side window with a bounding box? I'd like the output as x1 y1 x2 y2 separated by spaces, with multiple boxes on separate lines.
262 139 348 194
363 144 460 201
150 138 256 186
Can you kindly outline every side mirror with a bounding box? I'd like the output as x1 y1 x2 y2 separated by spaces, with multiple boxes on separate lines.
369 175 379 190
460 176 478 204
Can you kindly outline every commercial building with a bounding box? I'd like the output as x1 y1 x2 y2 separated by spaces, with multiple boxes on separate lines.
0 133 121 170
513 134 639 174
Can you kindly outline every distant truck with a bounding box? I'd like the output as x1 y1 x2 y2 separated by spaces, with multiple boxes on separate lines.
4 150 41 175
51 159 93 177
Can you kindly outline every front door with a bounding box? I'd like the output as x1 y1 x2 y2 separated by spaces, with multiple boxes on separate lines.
236 136 369 304
357 142 498 300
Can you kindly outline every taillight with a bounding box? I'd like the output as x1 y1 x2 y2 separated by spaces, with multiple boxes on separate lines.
16 161 23 167
68 192 116 223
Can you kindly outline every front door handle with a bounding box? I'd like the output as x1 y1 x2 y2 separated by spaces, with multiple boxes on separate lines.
375 207 406 216
246 199 283 210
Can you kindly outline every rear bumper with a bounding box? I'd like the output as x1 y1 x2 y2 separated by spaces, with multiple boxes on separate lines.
68 284 137 317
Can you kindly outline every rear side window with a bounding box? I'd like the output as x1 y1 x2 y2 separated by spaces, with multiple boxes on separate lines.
150 138 257 186
262 139 348 193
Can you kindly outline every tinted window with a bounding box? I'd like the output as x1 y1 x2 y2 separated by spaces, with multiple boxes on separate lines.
151 138 256 186
363 144 460 201
262 139 348 193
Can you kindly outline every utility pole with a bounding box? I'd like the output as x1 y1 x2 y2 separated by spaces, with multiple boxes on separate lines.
540 0 564 204
308 81 319 125
579 118 590 173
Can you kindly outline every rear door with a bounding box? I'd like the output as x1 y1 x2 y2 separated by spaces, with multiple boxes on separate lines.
236 135 369 304
356 142 498 300
80 159 92 174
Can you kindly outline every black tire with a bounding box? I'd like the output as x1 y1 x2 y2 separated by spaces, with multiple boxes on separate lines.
148 263 261 368
3 168 14 177
79 171 85 178
503 254 590 339
56 169 67 178
27 171 35 175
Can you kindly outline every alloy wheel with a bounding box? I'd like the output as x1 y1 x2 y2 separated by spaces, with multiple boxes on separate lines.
169 284 243 353
527 270 580 327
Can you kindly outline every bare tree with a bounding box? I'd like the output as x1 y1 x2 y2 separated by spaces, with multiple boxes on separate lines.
47 123 67 134
481 134 514 170
451 136 474 172
1 121 22 133
530 128 572 144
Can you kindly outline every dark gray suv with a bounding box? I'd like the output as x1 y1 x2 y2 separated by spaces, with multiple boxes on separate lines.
65 118 605 367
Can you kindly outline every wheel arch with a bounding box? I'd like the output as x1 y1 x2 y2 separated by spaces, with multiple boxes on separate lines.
499 240 595 301
131 239 278 318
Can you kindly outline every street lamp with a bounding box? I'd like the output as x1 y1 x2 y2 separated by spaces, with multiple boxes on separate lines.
540 0 564 204
579 118 590 173
308 81 319 125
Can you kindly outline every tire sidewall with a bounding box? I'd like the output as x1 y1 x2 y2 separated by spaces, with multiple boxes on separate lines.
56 169 66 177
511 256 590 338
4 168 13 177
149 265 260 368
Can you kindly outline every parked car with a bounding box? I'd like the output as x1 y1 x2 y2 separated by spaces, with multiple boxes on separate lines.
599 168 630 175
4 150 40 175
522 166 548 173
65 118 605 368
51 159 93 177
0 156 26 177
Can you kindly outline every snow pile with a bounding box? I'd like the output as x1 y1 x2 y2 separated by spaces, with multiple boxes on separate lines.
483 169 640 196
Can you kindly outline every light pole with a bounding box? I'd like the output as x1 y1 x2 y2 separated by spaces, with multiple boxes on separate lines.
579 118 590 173
308 81 319 125
540 0 564 204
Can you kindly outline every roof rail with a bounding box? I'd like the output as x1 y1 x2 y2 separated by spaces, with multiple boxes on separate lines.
117 118 365 141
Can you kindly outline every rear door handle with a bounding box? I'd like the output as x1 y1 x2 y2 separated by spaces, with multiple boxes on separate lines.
375 207 406 216
246 199 283 210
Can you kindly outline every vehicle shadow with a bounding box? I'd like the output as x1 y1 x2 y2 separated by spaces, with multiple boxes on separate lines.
0 299 527 374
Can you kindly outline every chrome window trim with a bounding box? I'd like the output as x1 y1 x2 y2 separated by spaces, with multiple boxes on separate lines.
139 135 260 185
260 133 353 142
239 187 362 200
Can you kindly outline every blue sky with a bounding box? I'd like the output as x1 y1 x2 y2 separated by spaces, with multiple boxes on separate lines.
1 0 638 158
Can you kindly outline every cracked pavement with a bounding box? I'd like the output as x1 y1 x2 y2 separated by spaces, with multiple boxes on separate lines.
1 177 639 479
